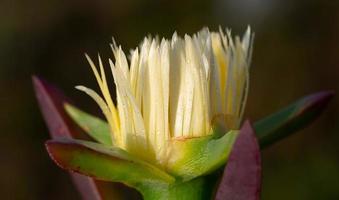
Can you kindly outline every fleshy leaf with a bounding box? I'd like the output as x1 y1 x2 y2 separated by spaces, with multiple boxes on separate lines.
215 120 261 200
254 91 334 148
33 76 135 200
64 103 112 145
45 138 175 189
166 130 239 181
32 76 84 139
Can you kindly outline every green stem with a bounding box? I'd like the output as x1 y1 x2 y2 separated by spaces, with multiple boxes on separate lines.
139 176 217 200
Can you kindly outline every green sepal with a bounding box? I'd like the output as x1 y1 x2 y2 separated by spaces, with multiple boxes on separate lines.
254 91 334 148
64 103 112 145
166 130 239 181
45 138 175 190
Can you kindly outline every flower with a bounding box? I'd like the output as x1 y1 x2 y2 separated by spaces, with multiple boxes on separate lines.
76 27 253 167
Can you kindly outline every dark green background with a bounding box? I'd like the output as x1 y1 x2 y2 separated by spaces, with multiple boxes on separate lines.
1 0 338 199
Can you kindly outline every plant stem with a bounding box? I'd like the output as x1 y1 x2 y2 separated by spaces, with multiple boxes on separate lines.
140 176 217 200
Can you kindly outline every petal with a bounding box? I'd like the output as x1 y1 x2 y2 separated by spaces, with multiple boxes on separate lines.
109 60 150 161
85 55 120 137
75 85 115 139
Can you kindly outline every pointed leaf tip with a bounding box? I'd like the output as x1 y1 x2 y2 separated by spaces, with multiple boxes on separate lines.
64 104 112 145
297 90 334 114
34 76 126 199
215 121 261 200
45 138 175 187
32 76 83 139
254 91 334 148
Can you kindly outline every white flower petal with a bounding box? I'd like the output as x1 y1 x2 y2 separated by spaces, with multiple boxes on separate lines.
80 27 253 166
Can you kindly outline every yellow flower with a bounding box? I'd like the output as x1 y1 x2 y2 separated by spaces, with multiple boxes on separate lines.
76 27 253 166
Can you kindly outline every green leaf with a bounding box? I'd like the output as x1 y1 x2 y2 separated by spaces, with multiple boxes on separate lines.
45 138 175 190
64 103 112 145
33 76 125 200
254 91 334 148
166 130 239 181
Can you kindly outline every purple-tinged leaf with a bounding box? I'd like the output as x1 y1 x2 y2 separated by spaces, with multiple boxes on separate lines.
255 91 334 148
32 76 84 139
33 76 134 200
45 138 175 185
215 121 261 200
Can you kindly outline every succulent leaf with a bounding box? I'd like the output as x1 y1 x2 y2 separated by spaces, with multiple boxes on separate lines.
45 138 175 189
254 91 334 148
166 130 238 181
215 120 261 200
32 76 84 138
65 103 112 145
33 76 134 200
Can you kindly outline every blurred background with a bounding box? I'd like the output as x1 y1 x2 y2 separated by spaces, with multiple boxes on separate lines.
1 0 339 199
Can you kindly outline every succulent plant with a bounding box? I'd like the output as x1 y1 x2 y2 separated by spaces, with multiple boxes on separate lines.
33 27 333 200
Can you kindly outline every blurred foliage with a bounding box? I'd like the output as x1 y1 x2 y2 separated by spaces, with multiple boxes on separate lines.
0 0 338 199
